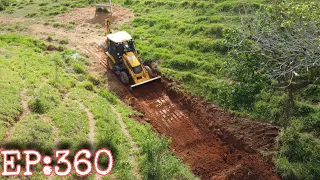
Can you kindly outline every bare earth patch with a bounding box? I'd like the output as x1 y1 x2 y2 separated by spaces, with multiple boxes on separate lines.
56 5 134 27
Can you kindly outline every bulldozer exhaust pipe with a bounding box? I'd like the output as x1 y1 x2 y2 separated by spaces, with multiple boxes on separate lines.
129 76 161 91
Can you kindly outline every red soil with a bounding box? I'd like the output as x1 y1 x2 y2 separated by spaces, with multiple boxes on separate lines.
105 77 280 180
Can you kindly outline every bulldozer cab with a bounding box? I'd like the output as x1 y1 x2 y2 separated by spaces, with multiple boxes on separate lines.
123 51 143 74
106 31 136 64
103 29 161 91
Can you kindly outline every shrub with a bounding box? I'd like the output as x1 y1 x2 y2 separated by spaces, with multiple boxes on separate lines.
204 24 224 38
253 90 286 125
124 0 132 5
294 111 320 137
28 85 60 114
52 22 62 28
46 36 53 42
46 44 56 51
57 45 65 52
229 83 262 110
69 20 77 25
95 24 102 29
59 39 68 45
0 0 10 11
181 72 196 82
98 88 118 104
25 12 37 18
300 84 320 103
295 102 318 117
165 55 199 70
199 61 221 75
39 2 48 6
47 10 60 16
211 39 228 54
82 81 94 91
28 97 45 114
72 62 85 74
88 75 101 86
275 128 320 180
141 134 190 179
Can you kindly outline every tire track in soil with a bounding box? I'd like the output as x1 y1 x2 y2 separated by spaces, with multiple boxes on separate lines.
79 102 104 180
42 115 59 148
0 88 30 148
42 115 58 180
79 103 96 151
111 106 141 180
79 103 141 179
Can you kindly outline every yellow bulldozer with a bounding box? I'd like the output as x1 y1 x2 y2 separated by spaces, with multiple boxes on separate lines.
101 19 161 91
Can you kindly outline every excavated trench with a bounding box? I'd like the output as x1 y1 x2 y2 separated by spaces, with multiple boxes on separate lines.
104 67 280 179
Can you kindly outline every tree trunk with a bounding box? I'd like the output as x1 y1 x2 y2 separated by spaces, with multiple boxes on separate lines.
284 89 295 130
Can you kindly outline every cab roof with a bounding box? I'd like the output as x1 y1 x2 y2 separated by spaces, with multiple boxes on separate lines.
107 31 132 43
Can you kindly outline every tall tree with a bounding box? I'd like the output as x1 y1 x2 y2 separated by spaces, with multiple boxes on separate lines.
226 0 320 128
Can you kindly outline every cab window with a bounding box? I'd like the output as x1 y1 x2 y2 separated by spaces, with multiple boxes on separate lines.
127 55 135 61
132 66 142 74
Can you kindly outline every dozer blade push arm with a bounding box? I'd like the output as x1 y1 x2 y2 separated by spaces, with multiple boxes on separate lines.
129 76 161 92
106 18 111 35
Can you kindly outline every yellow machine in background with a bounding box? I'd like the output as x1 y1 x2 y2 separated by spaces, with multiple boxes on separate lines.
102 18 161 91
105 18 111 34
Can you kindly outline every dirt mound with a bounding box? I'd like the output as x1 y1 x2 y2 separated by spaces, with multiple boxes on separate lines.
166 85 279 153
56 5 134 27
0 17 24 24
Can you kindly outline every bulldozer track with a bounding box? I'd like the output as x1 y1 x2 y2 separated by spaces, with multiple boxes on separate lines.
141 94 202 146
82 46 108 68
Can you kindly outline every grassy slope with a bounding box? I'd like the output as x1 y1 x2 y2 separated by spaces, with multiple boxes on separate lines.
113 0 320 135
113 0 320 179
114 0 319 125
0 34 196 179
115 0 261 92
1 0 88 17
114 0 278 118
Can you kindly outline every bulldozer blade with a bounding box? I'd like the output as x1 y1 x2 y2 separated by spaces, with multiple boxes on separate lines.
130 76 161 91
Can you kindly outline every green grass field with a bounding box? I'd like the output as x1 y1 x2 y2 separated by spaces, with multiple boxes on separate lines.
0 0 319 179
112 0 319 122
